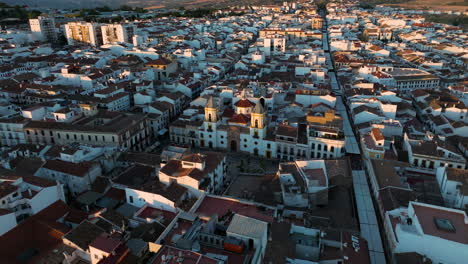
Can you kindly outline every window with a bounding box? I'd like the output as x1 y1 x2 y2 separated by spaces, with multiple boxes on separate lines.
267 144 271 149
330 146 334 152
434 218 456 232
129 196 134 203
318 144 321 151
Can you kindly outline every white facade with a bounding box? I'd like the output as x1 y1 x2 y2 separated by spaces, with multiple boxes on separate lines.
101 24 136 45
29 16 57 42
125 188 179 212
387 202 468 264
35 162 101 196
436 167 468 209
65 22 102 46
0 176 65 234
0 211 17 236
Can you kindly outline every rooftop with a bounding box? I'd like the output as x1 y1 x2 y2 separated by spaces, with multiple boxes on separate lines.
195 196 274 223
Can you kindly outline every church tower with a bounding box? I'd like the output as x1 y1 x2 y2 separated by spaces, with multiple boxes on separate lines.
251 102 266 138
204 96 218 131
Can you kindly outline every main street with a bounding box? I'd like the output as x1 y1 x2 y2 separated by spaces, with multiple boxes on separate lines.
321 8 387 264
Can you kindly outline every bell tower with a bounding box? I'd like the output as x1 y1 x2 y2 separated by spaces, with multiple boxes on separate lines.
204 96 219 133
205 96 218 123
251 102 266 138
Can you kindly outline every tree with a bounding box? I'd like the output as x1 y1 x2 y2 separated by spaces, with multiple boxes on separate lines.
28 10 41 19
96 6 112 12
119 5 133 11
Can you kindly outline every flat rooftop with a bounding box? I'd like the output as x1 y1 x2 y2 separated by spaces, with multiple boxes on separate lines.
135 206 177 226
195 196 275 223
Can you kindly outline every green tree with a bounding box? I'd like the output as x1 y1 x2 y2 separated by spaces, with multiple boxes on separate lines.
119 5 133 11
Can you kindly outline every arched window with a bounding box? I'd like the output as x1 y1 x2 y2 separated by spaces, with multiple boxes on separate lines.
208 113 212 122
255 119 259 128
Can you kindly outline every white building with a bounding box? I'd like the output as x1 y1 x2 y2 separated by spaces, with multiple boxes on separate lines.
436 167 468 209
263 35 286 56
159 152 226 196
29 16 57 42
0 116 28 146
278 160 329 208
386 202 468 264
170 96 346 161
35 160 101 196
404 133 466 170
101 23 136 45
64 22 102 46
0 175 66 235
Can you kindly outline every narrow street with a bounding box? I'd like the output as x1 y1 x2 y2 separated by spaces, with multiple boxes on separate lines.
321 9 386 264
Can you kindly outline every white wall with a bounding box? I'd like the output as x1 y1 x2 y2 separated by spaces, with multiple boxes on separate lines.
29 185 65 214
0 212 17 236
125 188 176 211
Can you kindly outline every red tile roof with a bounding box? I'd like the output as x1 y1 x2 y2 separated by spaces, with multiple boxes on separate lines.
234 99 255 108
229 114 250 124
42 160 97 177
0 201 72 264
371 128 384 141
412 203 468 244
195 196 274 223
89 234 121 254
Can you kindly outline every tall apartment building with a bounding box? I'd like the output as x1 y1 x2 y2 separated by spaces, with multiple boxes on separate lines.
101 23 136 45
64 22 103 46
29 16 58 42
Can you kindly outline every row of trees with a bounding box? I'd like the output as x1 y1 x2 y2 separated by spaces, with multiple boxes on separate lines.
0 2 41 21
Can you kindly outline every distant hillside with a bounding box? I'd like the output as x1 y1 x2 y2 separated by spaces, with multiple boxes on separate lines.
1 0 288 9
359 0 468 12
